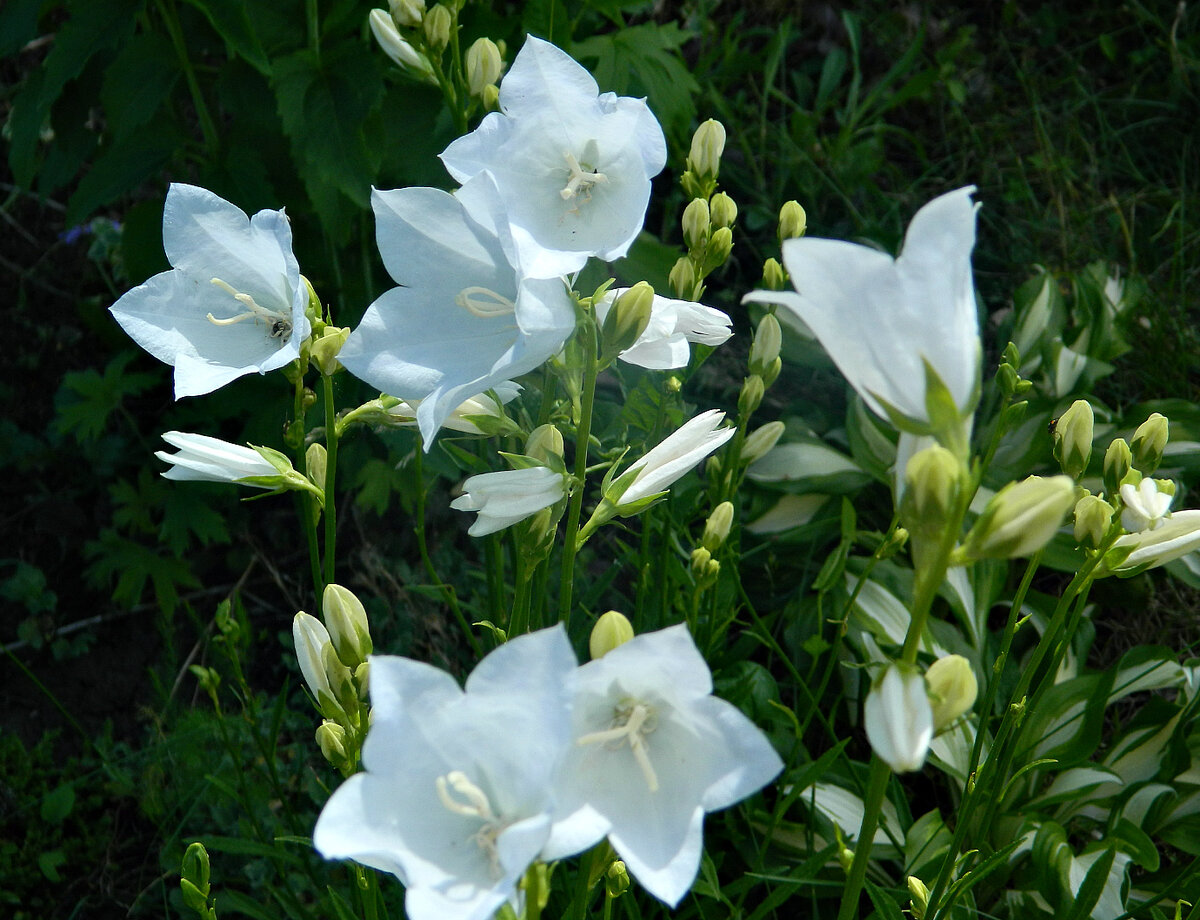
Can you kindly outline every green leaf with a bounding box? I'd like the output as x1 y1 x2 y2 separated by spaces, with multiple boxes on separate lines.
864 880 907 920
84 530 200 614
1063 847 1118 920
66 121 182 224
40 784 75 824
53 352 160 443
181 0 270 74
100 33 180 142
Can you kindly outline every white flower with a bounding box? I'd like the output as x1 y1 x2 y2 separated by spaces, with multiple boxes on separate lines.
864 665 933 773
440 36 667 278
339 183 575 446
1120 479 1173 532
1102 509 1200 576
595 289 732 369
744 187 981 435
387 382 522 436
314 626 578 920
293 612 335 703
542 625 782 906
615 410 735 506
450 466 567 536
155 431 279 487
109 184 311 398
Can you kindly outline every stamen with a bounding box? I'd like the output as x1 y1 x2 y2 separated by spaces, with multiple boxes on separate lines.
560 150 609 202
577 701 660 792
435 771 505 877
206 277 293 343
456 286 517 319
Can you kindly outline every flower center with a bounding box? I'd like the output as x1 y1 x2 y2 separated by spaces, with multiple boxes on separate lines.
560 148 608 203
455 286 517 319
436 770 506 876
206 278 293 343
577 700 659 792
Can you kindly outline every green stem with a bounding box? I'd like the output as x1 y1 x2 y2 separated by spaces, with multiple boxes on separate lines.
524 863 543 920
322 374 339 587
510 554 532 637
836 756 892 920
158 0 219 154
558 319 599 630
306 0 320 57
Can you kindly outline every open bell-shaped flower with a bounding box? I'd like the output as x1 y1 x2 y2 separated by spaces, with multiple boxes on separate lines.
109 184 312 398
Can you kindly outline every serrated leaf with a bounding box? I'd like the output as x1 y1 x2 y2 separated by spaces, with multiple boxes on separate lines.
162 489 232 555
53 352 160 442
84 530 199 614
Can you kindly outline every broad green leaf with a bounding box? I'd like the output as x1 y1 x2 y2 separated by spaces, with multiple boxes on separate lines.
181 0 269 74
100 33 180 142
66 123 181 224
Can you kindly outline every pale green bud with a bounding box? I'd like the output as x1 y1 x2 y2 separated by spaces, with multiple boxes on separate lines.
908 876 930 920
305 442 327 492
742 421 785 463
605 860 631 899
878 527 909 558
668 257 696 299
423 3 452 51
355 661 370 700
369 9 434 77
1074 494 1113 548
321 643 358 721
690 546 720 585
1103 438 1133 496
525 424 565 465
687 119 726 179
601 281 655 358
311 325 349 374
1131 412 1169 475
900 445 961 540
465 37 502 97
778 200 807 240
316 720 349 766
707 226 733 266
322 583 373 668
959 475 1077 560
589 610 634 660
749 314 782 376
388 0 425 27
762 257 785 291
925 655 977 731
709 192 738 229
294 612 335 704
682 198 710 250
1052 399 1094 479
180 842 211 913
702 501 735 552
739 374 765 417
482 83 500 111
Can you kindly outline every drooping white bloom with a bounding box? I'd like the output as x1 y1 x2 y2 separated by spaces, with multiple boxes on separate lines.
595 289 732 369
339 182 575 446
864 665 934 773
1102 509 1200 576
450 466 567 536
542 624 782 906
615 410 735 506
109 184 311 398
155 431 278 486
440 36 667 278
744 187 981 435
1120 479 1173 532
314 626 578 920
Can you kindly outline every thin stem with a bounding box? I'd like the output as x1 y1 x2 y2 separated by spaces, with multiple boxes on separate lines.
558 319 599 630
306 0 320 58
157 0 219 154
509 554 532 637
322 374 339 587
836 756 892 920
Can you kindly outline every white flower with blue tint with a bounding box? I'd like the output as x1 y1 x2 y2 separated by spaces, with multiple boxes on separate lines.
451 466 567 537
595 289 732 369
441 36 667 278
314 626 578 920
109 184 311 397
339 182 575 446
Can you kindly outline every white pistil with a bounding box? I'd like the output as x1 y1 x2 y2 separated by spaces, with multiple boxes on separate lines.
206 277 293 342
455 286 517 319
560 150 608 202
577 701 659 792
436 771 505 876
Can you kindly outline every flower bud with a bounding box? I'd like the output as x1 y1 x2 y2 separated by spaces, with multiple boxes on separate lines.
742 421 785 463
682 198 710 250
316 720 349 767
668 256 696 299
306 442 327 492
322 583 373 668
525 423 565 465
761 257 785 291
864 664 933 773
323 642 359 718
959 475 1076 560
589 610 634 660
369 9 434 77
738 373 765 417
1119 478 1173 532
423 3 452 51
1131 412 1169 475
180 842 211 912
925 655 977 731
601 282 655 358
388 0 425 27
687 119 726 179
908 877 930 920
1103 438 1133 496
690 546 720 585
709 192 738 229
707 226 733 266
294 612 335 703
778 200 807 240
605 860 631 899
482 83 500 111
355 661 370 699
899 445 961 541
310 325 350 375
1073 494 1113 548
465 37 502 97
1052 399 1093 480
749 313 782 377
702 501 735 552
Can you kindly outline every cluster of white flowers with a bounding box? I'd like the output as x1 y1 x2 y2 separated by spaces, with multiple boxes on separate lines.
312 624 782 920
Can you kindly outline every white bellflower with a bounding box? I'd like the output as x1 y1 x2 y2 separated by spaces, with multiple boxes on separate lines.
595 289 732 369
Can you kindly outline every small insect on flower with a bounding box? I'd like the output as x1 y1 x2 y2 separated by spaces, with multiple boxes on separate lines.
271 319 293 342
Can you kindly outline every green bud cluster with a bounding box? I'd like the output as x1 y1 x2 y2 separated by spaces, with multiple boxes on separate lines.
1052 398 1093 480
